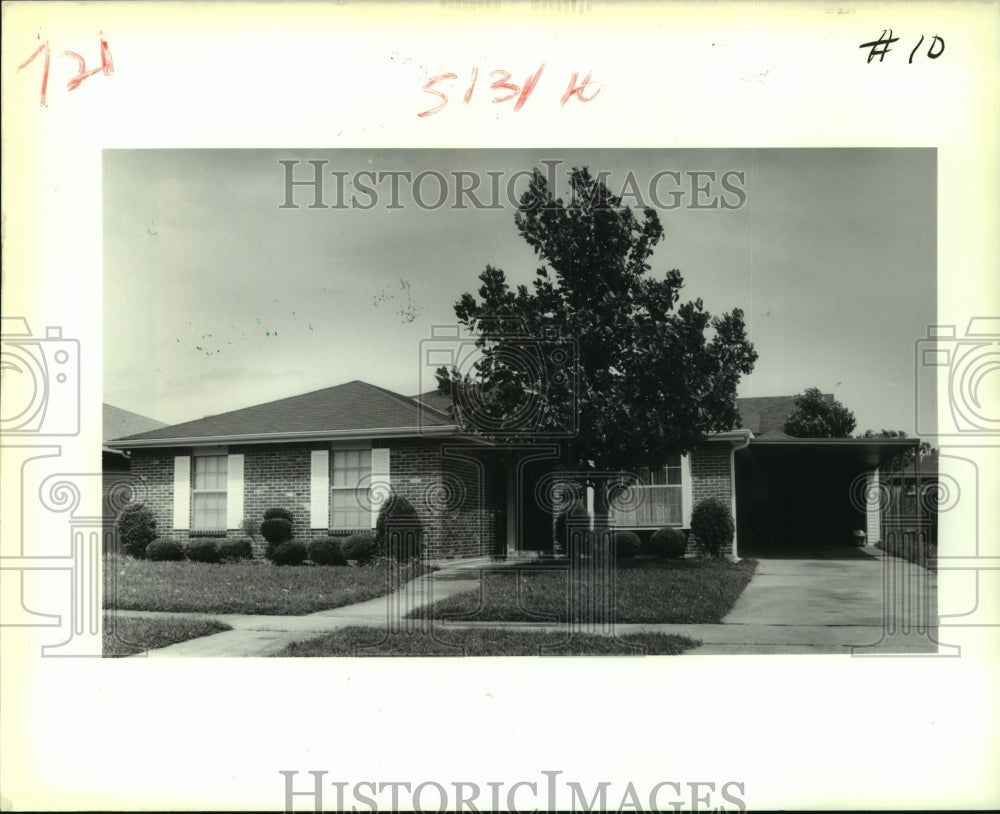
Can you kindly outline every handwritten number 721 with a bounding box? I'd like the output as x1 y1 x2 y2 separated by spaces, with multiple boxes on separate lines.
17 34 114 108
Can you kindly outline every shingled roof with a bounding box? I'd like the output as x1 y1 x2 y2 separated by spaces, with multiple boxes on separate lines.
108 380 829 448
108 380 454 446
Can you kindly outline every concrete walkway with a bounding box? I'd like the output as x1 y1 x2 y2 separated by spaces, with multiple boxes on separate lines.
109 548 940 657
112 558 489 657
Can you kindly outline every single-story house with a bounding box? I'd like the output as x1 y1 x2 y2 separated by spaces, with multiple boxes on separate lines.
105 381 918 560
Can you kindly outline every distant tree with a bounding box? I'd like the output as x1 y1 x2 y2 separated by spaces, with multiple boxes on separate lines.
783 387 856 438
436 167 758 524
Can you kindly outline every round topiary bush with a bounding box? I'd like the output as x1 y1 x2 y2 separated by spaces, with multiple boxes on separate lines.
271 541 307 566
146 538 184 562
308 537 347 566
260 513 293 561
117 503 157 558
612 530 642 560
648 527 688 559
185 539 221 563
690 498 735 558
376 492 423 562
219 538 253 562
263 507 294 522
341 531 379 565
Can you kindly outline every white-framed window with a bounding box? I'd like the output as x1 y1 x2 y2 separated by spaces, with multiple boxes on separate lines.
331 448 372 529
610 453 685 527
192 452 228 530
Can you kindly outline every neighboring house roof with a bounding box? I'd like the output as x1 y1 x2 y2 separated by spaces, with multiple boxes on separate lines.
103 404 168 442
103 404 168 456
107 380 456 447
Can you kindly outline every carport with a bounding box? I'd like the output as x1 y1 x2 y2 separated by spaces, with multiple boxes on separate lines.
734 436 918 556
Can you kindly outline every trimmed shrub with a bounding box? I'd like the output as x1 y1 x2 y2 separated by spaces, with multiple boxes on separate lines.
260 513 293 562
648 527 688 559
185 539 221 564
612 530 642 560
263 507 294 522
219 537 253 562
308 537 347 566
117 503 157 559
342 531 379 565
271 541 308 566
375 492 423 561
146 539 184 562
690 498 735 558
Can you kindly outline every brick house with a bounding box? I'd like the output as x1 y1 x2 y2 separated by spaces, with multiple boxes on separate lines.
105 381 917 560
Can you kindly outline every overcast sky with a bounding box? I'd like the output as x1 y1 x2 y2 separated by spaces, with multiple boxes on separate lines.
103 148 936 435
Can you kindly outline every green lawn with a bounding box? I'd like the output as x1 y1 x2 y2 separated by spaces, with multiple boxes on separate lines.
103 614 231 657
104 556 429 615
277 625 698 657
410 558 757 624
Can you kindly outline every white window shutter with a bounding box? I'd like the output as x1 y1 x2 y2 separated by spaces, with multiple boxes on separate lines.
681 453 693 527
310 450 329 529
173 456 191 530
370 447 391 527
226 454 245 529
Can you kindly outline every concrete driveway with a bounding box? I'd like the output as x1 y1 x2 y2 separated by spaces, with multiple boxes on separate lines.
683 546 939 654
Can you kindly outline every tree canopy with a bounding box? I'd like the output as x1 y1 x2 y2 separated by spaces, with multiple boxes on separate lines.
783 387 857 438
436 167 758 475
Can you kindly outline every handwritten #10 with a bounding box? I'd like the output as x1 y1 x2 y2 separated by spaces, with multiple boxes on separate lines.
418 64 602 117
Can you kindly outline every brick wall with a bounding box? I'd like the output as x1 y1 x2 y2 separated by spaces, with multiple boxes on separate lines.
689 443 736 559
128 450 174 543
384 440 498 560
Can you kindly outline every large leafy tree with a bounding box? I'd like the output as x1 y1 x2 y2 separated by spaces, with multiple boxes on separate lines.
783 387 857 438
436 167 757 514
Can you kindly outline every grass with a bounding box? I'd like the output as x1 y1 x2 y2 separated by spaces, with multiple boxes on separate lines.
103 614 232 657
277 625 699 657
103 555 429 615
410 558 757 624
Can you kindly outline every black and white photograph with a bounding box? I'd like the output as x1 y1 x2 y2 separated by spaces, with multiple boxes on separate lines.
101 148 940 659
2 2 998 811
